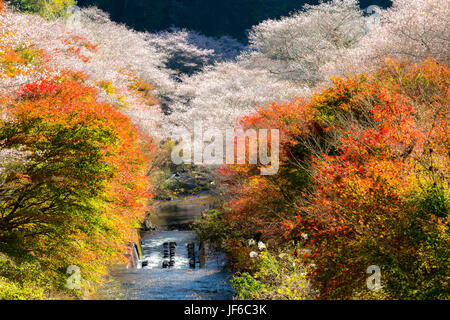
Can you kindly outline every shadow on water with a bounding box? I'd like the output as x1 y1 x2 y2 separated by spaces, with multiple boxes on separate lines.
92 195 234 300
151 195 216 226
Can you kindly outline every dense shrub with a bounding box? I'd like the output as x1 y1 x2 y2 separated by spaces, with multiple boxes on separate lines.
231 249 313 300
292 59 449 299
201 58 449 300
7 0 76 19
0 73 151 298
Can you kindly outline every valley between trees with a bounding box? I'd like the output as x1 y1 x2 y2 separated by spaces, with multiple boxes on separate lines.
0 0 448 300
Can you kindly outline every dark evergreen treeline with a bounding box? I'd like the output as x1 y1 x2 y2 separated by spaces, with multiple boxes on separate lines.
77 0 391 40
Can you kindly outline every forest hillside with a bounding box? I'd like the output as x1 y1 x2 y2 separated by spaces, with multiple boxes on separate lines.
0 0 448 300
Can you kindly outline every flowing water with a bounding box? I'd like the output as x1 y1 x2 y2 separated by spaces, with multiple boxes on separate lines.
92 195 234 300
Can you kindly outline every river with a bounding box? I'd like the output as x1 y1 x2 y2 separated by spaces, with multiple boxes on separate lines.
91 195 234 300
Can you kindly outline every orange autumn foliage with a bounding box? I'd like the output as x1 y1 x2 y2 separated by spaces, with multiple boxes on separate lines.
218 58 449 299
294 59 449 299
1 72 153 291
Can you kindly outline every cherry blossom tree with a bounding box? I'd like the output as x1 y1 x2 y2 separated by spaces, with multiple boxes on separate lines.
247 0 367 84
166 59 307 132
146 28 244 76
320 0 449 83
